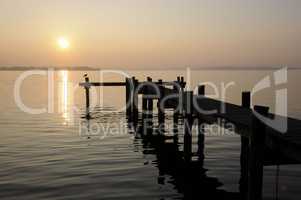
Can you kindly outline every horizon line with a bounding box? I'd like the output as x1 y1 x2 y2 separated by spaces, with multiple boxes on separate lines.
0 65 299 71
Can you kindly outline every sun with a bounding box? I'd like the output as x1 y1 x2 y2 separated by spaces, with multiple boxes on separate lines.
57 37 70 49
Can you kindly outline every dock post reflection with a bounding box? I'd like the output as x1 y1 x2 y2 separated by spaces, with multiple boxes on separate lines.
130 99 242 200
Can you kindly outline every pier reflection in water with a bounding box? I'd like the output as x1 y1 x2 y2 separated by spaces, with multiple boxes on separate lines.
129 112 242 200
82 108 243 200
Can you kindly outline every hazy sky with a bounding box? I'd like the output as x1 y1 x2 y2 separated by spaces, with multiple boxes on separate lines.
0 0 300 68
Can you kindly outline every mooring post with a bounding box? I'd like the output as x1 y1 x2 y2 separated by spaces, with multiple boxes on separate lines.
84 75 90 117
180 76 185 93
242 91 251 108
240 91 251 198
125 78 132 116
184 91 193 162
248 105 269 200
180 76 184 87
173 78 181 138
147 77 153 119
132 77 139 123
197 85 205 164
142 78 148 118
179 77 185 115
198 85 205 96
173 76 181 140
158 79 165 131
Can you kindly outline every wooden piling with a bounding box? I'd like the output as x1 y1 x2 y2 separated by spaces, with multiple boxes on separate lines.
248 105 269 200
184 91 193 162
198 85 205 96
158 79 165 129
179 77 185 115
197 85 205 164
85 76 90 108
84 76 90 118
173 78 181 138
132 77 139 123
142 78 148 115
242 92 251 108
197 121 205 165
240 91 251 198
125 78 132 116
147 77 153 118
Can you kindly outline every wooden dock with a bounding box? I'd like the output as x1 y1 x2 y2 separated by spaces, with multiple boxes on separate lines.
80 75 301 200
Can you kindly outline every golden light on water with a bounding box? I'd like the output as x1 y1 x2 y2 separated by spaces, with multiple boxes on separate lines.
59 70 72 125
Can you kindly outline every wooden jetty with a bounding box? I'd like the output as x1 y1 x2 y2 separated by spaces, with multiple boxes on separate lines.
80 75 301 200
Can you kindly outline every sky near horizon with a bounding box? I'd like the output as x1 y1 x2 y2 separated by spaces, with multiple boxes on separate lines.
0 0 300 69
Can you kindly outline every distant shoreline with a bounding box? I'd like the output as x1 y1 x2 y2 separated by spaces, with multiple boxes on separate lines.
0 66 300 71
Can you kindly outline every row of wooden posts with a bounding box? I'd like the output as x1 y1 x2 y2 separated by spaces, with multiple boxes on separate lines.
82 76 270 200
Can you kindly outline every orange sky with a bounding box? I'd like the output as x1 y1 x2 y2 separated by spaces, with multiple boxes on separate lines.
0 0 300 68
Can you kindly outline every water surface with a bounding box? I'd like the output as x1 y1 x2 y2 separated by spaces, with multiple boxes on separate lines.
0 69 301 199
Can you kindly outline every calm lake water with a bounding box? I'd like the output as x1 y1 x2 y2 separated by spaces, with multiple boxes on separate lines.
0 69 300 200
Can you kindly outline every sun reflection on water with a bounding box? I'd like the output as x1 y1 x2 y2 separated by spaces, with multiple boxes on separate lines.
59 70 73 125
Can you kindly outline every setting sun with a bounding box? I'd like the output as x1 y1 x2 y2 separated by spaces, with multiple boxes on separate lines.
57 37 70 49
